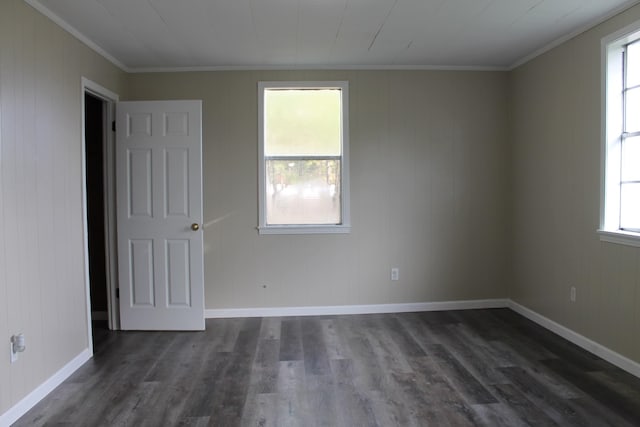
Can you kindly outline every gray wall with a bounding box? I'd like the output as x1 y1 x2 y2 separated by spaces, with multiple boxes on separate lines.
0 0 126 415
510 4 640 365
127 70 511 310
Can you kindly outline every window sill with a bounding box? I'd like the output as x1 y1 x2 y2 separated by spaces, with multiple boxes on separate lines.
258 225 351 235
597 229 640 248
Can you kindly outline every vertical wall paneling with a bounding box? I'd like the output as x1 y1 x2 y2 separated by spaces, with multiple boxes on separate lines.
127 70 511 311
0 0 125 416
510 3 640 368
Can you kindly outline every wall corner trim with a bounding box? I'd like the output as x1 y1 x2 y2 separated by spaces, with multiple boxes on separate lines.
0 349 92 426
205 299 509 318
508 300 640 379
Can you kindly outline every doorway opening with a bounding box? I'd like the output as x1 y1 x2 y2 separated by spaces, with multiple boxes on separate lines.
81 78 120 355
85 92 110 350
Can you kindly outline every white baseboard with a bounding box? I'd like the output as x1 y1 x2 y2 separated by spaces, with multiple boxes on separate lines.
0 348 91 427
209 299 640 379
4 299 640 426
205 298 509 318
508 300 640 379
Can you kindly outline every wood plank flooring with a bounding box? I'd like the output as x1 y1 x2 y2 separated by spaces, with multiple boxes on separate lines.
13 309 640 426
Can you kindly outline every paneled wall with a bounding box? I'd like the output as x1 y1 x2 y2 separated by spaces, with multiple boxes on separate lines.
127 70 511 310
0 0 126 415
13 0 640 419
510 4 640 365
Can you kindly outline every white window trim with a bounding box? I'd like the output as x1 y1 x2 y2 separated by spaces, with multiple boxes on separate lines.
599 21 640 247
597 229 640 248
257 81 351 235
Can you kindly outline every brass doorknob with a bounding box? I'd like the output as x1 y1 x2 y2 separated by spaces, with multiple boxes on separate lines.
191 223 200 231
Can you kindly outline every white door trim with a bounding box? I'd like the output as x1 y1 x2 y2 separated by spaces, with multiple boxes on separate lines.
81 77 120 354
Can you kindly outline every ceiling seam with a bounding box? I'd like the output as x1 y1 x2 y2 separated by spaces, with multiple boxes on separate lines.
368 0 399 52
145 0 198 66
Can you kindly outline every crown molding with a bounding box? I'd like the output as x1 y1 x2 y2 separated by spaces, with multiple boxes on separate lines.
509 0 640 70
24 0 130 72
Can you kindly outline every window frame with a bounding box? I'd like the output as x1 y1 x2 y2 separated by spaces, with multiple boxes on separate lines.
257 81 351 235
599 21 640 247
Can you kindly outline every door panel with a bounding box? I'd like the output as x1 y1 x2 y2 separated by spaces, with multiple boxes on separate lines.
128 149 153 217
116 100 204 330
166 239 191 307
165 149 189 217
130 239 154 307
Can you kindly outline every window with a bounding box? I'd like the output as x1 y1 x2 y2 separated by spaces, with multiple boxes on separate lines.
258 81 350 234
601 22 640 246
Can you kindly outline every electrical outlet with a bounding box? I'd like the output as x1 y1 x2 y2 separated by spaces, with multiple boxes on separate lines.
391 268 399 281
570 286 576 303
10 333 25 363
10 342 18 363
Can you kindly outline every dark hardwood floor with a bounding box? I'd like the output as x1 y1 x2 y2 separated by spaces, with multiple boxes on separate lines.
14 309 640 426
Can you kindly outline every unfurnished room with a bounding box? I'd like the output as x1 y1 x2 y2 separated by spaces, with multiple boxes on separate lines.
2 0 640 425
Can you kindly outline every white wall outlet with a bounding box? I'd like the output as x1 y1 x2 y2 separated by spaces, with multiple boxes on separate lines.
10 333 25 363
10 341 18 363
391 268 399 281
570 286 576 303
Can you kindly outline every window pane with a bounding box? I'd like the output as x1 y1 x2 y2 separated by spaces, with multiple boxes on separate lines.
620 183 640 230
627 42 640 88
625 87 640 133
264 89 341 156
265 159 341 225
622 136 640 181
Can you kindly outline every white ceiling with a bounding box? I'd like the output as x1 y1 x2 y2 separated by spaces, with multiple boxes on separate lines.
27 0 640 71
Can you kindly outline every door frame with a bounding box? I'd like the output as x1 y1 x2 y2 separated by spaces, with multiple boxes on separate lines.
81 77 120 353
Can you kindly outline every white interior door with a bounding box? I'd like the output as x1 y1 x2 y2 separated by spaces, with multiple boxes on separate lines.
116 100 204 330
